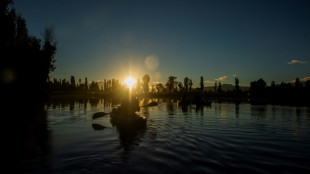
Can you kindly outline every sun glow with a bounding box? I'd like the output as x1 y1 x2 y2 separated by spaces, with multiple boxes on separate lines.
124 76 136 89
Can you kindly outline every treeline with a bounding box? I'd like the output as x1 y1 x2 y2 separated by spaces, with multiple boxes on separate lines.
248 78 310 104
48 74 310 104
48 76 122 95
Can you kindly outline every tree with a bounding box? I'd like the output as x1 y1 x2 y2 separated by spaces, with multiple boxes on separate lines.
104 79 107 92
184 77 189 93
200 76 204 94
234 77 240 95
156 83 164 93
142 74 150 94
85 78 88 92
305 80 310 89
295 78 302 88
89 81 99 92
1 1 56 101
218 82 222 94
166 76 176 93
214 81 217 93
189 79 193 93
177 82 183 92
70 75 76 88
250 78 266 97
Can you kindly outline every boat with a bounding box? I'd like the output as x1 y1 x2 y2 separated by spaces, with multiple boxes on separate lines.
110 108 147 127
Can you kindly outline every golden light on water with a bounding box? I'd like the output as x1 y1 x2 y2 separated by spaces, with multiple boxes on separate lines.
124 76 136 89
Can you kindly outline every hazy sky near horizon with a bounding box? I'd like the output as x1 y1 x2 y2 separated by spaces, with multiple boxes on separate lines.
13 0 310 86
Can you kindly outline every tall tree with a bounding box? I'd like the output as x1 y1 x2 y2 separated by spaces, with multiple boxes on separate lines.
142 74 150 94
184 77 189 93
70 75 76 88
200 76 204 94
177 82 183 92
218 82 222 93
189 79 193 93
214 81 217 93
166 76 176 93
295 78 302 88
85 78 88 91
234 77 240 94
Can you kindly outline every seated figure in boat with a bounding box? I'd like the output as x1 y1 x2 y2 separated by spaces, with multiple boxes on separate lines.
117 91 140 117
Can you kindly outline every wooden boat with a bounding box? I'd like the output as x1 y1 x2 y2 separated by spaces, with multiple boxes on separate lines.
110 108 147 127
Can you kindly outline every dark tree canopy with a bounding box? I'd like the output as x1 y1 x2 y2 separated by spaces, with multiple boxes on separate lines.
250 78 266 97
166 76 176 93
184 77 189 93
1 0 56 101
142 74 150 94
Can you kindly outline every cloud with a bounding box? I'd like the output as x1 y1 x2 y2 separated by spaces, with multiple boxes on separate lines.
204 80 215 84
290 77 310 83
232 74 237 77
215 76 229 81
287 59 308 64
301 77 310 82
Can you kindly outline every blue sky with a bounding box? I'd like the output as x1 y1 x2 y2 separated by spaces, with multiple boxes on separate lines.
13 0 310 86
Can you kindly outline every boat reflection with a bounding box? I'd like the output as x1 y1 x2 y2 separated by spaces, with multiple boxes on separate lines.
110 116 146 162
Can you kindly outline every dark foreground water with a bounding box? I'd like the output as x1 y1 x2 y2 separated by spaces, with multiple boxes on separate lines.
22 98 310 174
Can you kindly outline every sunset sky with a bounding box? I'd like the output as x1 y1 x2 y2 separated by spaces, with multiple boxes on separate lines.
13 0 310 86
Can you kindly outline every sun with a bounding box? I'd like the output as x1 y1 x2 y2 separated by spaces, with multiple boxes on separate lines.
124 76 136 89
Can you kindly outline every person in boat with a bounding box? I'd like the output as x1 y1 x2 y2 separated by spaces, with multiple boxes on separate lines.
117 90 140 117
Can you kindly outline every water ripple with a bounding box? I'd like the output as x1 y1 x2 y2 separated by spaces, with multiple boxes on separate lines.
23 101 310 174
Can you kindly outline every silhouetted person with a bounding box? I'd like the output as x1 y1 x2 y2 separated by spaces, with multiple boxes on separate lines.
118 90 140 116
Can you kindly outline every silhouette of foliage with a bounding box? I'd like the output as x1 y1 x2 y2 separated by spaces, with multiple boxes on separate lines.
250 78 266 97
218 82 222 94
142 74 150 94
184 77 189 93
166 76 176 93
200 76 204 94
189 79 193 93
46 73 310 106
234 77 240 95
1 1 56 101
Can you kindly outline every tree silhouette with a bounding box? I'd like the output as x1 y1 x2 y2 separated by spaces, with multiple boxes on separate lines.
1 1 56 101
85 78 88 92
214 81 217 93
234 77 240 95
177 82 183 93
70 75 76 87
184 77 189 93
189 79 193 93
142 74 150 94
200 76 204 94
156 83 164 93
218 82 222 94
295 78 302 88
250 78 266 97
89 81 100 92
166 76 176 93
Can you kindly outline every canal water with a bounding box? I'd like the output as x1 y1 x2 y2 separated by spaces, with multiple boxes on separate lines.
22 98 310 174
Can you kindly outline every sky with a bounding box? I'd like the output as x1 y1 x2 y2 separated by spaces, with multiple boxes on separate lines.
13 0 310 86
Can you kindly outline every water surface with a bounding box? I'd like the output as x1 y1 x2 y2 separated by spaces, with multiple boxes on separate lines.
23 98 310 173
